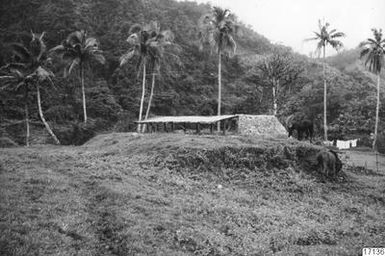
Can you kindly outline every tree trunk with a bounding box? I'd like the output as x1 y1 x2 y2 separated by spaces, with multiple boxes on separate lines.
24 87 30 147
36 84 60 145
323 46 328 141
81 64 87 123
272 86 277 116
138 61 146 132
217 52 222 132
373 74 380 150
142 72 156 132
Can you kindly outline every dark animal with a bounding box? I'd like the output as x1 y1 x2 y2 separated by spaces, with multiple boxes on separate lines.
286 115 314 142
316 149 342 177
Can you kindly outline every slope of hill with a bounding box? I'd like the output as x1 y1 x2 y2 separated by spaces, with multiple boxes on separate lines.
0 0 384 146
1 133 384 255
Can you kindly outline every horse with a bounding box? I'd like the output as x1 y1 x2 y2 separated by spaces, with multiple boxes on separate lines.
316 149 342 177
286 115 314 142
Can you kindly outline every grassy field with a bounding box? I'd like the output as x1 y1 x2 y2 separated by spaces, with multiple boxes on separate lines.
0 133 384 255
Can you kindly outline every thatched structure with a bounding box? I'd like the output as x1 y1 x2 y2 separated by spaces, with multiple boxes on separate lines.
136 114 287 137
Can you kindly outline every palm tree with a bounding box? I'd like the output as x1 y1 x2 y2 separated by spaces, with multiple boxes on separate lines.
199 6 236 131
306 20 345 141
360 28 385 150
51 30 105 123
120 22 176 132
142 24 179 127
1 32 60 145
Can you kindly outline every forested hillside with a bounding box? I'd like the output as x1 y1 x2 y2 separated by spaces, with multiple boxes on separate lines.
0 0 383 145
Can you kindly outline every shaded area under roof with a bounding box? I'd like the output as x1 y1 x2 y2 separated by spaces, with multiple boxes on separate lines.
136 115 237 124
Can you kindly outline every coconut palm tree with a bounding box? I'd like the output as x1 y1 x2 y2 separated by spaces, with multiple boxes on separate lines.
306 20 345 141
360 28 385 150
120 21 177 132
142 24 179 126
51 30 105 123
1 32 60 145
199 6 236 131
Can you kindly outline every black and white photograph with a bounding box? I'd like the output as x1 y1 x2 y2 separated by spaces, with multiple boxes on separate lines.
0 0 385 255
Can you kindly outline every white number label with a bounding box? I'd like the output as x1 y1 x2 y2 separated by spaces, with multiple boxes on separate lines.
363 248 385 256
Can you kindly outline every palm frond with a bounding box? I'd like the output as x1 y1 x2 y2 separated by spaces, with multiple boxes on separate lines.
330 32 345 38
119 50 135 66
30 32 47 61
92 53 105 65
64 59 79 77
10 43 31 61
85 37 99 49
304 36 320 42
126 33 140 45
67 31 83 46
329 39 343 50
49 44 66 54
360 47 370 59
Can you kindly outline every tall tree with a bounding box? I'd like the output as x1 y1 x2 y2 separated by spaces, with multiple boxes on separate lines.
257 50 303 115
360 28 385 150
1 32 60 145
143 24 179 126
199 6 236 131
306 20 345 141
120 22 177 132
51 30 105 123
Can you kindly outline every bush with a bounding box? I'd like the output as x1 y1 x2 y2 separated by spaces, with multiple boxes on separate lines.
376 134 385 154
55 121 97 145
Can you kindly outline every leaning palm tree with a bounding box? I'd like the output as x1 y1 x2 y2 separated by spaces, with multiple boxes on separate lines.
360 28 385 150
1 32 60 145
51 30 105 123
199 6 236 131
306 20 345 141
120 21 176 132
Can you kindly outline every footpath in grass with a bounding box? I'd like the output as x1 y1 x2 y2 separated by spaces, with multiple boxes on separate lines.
0 133 384 255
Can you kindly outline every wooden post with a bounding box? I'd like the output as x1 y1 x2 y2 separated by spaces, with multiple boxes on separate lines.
196 123 201 134
164 122 167 132
171 122 175 132
210 123 213 134
223 120 228 135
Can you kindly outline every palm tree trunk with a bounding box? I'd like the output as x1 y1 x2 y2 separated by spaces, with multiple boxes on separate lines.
272 86 277 115
24 87 30 147
81 64 87 123
143 72 156 132
36 84 60 145
323 46 328 141
373 74 380 150
217 52 222 132
138 61 146 132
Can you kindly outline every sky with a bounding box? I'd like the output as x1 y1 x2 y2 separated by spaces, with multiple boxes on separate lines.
188 0 385 56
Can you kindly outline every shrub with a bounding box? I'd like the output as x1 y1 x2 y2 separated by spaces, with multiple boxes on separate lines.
55 121 97 145
376 134 385 154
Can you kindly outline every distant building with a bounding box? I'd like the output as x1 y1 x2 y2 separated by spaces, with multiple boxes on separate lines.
136 114 288 138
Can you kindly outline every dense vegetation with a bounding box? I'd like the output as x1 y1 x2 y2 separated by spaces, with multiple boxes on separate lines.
0 0 384 146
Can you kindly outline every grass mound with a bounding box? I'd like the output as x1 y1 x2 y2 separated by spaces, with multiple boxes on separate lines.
1 133 384 255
